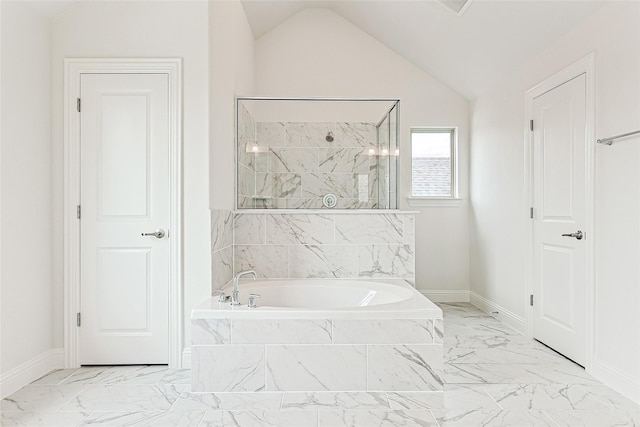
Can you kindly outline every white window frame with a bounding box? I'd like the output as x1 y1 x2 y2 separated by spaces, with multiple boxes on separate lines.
408 127 460 207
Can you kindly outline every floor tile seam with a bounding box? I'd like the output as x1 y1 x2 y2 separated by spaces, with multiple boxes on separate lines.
166 384 186 413
480 384 504 411
52 383 92 412
587 386 638 411
539 409 562 426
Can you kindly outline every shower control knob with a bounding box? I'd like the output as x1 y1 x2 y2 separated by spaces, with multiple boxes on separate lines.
322 193 338 208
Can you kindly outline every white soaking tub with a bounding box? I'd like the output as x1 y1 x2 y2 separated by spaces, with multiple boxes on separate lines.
192 279 442 319
191 279 444 393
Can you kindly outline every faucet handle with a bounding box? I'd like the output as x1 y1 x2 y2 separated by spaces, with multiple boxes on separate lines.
248 293 261 308
213 290 226 303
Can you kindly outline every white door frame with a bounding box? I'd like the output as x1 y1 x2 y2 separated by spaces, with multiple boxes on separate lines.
523 53 595 370
63 58 183 368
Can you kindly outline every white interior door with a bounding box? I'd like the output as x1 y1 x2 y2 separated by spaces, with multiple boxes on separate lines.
532 73 587 366
80 73 170 365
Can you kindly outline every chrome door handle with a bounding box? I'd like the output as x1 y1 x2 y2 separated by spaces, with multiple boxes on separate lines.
141 229 165 239
561 230 584 240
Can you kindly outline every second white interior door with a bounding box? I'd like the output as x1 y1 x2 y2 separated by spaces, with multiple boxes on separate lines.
80 73 170 365
532 73 588 366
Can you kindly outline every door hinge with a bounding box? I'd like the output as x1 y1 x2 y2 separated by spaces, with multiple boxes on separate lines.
77 98 81 112
77 205 81 219
530 119 534 131
530 295 534 306
530 207 534 219
76 312 81 327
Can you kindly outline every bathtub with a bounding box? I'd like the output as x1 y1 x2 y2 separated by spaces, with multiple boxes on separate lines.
191 279 444 393
192 279 442 319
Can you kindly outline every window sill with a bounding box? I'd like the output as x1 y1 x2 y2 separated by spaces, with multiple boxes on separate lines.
407 197 463 207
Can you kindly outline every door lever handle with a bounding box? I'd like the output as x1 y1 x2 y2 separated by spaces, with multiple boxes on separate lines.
141 229 165 239
561 230 584 240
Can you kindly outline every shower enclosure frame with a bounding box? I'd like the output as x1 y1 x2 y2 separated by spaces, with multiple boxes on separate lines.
234 96 400 211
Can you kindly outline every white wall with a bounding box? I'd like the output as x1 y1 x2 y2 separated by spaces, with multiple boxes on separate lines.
0 1 53 373
470 1 640 401
254 8 470 295
50 1 210 361
209 0 255 210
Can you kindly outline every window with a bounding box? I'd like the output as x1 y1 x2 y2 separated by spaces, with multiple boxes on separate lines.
410 128 456 199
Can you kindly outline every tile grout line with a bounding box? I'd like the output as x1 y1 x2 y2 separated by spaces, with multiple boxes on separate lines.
540 410 562 427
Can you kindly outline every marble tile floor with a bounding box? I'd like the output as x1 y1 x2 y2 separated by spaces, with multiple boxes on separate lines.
2 303 638 426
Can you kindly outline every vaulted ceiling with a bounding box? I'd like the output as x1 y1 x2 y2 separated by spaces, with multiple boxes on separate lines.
22 0 608 100
241 0 608 99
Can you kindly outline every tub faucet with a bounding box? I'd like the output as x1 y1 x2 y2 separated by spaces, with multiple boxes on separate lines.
231 269 257 306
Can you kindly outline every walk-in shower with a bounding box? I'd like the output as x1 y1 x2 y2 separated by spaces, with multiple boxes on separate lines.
236 98 399 209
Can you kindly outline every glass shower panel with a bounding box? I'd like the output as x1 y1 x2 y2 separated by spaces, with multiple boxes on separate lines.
389 104 398 209
236 98 399 210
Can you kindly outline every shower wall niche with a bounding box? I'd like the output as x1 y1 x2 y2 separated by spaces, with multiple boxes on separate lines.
236 98 399 209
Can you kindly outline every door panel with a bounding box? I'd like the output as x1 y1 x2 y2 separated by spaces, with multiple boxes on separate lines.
97 249 151 332
99 93 150 218
540 244 574 330
532 74 587 365
80 73 169 365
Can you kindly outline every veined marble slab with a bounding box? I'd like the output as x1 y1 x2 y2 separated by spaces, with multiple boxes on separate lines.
232 319 332 344
211 210 233 252
281 392 390 410
1 385 85 412
444 363 600 385
318 409 438 427
332 319 433 344
285 123 335 148
170 392 283 411
445 345 567 364
358 245 415 278
202 410 318 427
436 409 556 426
192 346 265 392
367 345 443 391
266 345 367 391
334 122 377 148
335 214 403 244
60 384 185 412
80 411 204 427
265 214 334 245
191 319 231 345
234 214 266 245
544 409 640 426
482 383 629 410
288 245 358 278
0 411 89 427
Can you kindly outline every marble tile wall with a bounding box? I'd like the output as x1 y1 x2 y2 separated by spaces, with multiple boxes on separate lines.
232 212 415 280
211 210 233 291
238 121 384 208
191 317 443 393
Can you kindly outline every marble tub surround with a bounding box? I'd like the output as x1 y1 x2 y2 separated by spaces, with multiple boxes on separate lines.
191 280 443 393
233 211 415 280
191 316 443 393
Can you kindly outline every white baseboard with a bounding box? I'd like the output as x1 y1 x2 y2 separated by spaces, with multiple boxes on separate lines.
0 348 64 399
590 358 640 404
420 290 469 303
469 291 526 334
181 347 191 369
